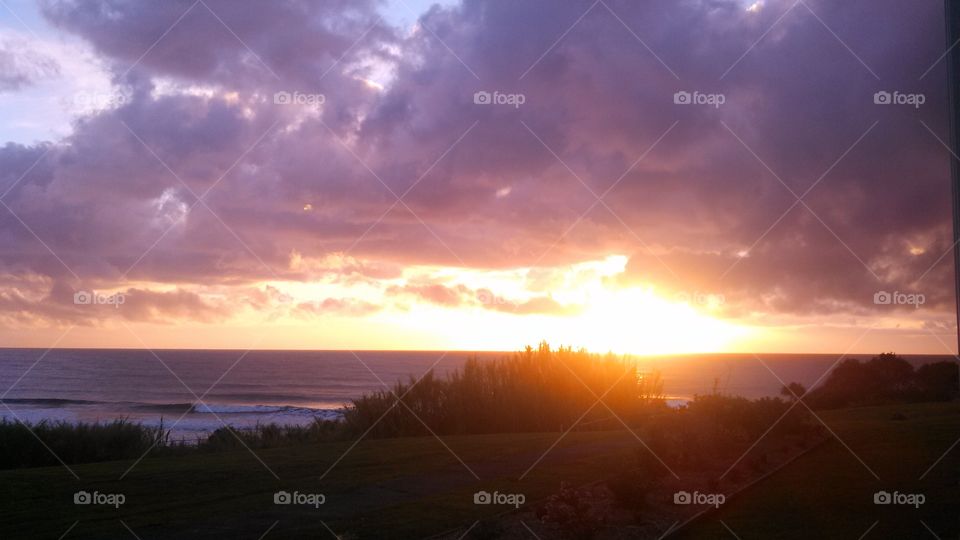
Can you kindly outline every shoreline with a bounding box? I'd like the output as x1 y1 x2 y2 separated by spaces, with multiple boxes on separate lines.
0 399 348 440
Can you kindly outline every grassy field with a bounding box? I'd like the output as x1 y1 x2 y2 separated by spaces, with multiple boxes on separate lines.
1 402 957 539
673 402 960 539
0 429 639 539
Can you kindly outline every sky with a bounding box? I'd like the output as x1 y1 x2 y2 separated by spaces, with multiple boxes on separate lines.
0 0 956 354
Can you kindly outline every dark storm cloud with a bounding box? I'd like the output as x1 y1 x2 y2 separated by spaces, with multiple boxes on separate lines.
0 0 954 323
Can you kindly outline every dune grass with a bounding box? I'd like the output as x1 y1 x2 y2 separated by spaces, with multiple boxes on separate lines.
0 418 171 469
344 343 664 438
0 418 349 470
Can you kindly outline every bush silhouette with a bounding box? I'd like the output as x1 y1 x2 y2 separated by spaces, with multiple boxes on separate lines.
805 353 959 408
342 342 662 438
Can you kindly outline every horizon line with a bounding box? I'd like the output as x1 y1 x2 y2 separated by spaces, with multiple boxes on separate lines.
0 346 949 358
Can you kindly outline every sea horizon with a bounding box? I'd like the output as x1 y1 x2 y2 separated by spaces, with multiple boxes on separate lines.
2 346 950 356
2 348 952 440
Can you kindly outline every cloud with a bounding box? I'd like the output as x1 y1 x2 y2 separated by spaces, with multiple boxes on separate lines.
0 0 953 330
484 294 583 316
294 297 380 317
387 282 471 306
0 275 231 326
0 37 60 91
386 280 581 315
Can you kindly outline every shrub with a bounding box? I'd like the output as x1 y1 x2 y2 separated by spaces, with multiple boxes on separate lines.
608 451 667 518
915 362 960 401
197 420 345 451
805 354 960 408
342 343 663 438
536 482 606 539
608 470 646 510
0 418 175 469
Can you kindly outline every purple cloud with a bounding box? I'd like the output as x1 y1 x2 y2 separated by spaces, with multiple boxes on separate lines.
0 0 953 328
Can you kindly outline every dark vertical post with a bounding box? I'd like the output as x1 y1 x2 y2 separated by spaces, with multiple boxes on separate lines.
946 0 960 355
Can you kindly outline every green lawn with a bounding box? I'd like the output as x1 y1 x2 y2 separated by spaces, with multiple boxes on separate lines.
0 429 638 539
2 403 957 539
673 402 960 539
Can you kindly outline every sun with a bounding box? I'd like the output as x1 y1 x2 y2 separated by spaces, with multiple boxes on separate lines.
564 287 749 355
268 254 752 354
370 283 750 355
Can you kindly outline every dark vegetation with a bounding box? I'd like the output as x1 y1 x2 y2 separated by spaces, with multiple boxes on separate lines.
643 394 813 469
0 348 953 473
595 394 818 536
0 343 653 469
606 449 668 519
344 343 663 437
1 347 957 539
2 403 956 540
804 353 959 409
673 402 960 540
0 417 344 470
197 419 342 450
536 482 609 538
0 418 168 469
587 352 959 537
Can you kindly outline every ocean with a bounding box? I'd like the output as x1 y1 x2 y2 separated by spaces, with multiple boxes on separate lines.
0 348 951 440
